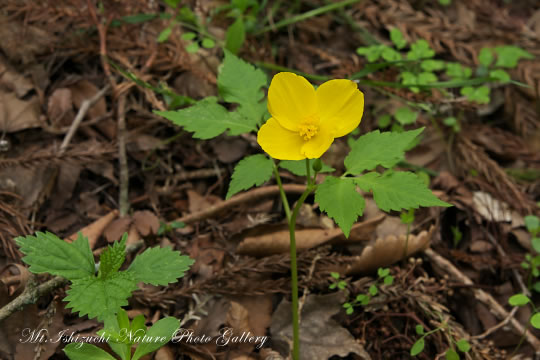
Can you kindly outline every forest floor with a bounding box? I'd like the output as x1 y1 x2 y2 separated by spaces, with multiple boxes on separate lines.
0 0 540 359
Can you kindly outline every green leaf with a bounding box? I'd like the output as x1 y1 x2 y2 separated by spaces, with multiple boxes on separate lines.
410 338 425 356
155 97 257 139
456 339 471 352
525 215 540 235
356 45 381 62
508 293 530 306
64 343 117 360
381 47 401 62
394 107 418 125
439 0 451 5
378 268 390 278
226 154 273 198
315 177 365 237
279 160 334 176
494 46 533 68
421 60 445 71
157 26 172 43
218 50 267 121
185 42 199 53
225 17 246 54
460 86 490 104
445 63 472 79
369 284 378 296
201 38 215 49
354 171 451 212
99 234 127 279
415 325 424 335
377 114 391 128
127 246 194 286
531 313 540 329
490 69 510 83
181 32 197 40
16 232 95 281
478 48 494 67
417 72 438 84
383 275 394 285
390 28 407 49
345 128 424 174
446 348 460 360
132 317 180 360
533 281 540 293
407 39 435 60
65 272 138 321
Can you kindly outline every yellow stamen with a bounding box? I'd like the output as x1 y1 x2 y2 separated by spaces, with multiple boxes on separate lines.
298 115 319 140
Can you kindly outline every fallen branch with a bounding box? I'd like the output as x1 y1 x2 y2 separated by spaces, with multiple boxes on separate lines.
424 248 540 353
173 184 307 225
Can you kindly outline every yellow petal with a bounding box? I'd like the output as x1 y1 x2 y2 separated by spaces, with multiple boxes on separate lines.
301 122 334 159
257 118 305 160
268 72 317 132
316 79 364 138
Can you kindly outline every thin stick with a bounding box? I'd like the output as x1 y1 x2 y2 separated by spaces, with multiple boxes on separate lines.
117 94 129 216
424 248 540 353
59 85 110 154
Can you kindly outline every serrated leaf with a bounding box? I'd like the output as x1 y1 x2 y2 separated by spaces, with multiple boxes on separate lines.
155 97 257 139
65 272 138 321
456 339 471 352
16 232 95 281
410 338 425 356
531 313 540 329
354 171 451 212
127 246 194 286
218 50 267 121
226 154 273 198
279 160 334 176
508 293 530 306
132 317 180 360
345 128 424 174
446 348 460 360
64 343 117 360
225 17 245 54
315 177 365 237
99 233 127 279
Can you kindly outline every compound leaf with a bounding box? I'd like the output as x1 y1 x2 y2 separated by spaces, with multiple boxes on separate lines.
127 246 194 286
354 171 451 212
16 232 95 281
315 176 365 237
226 154 274 199
155 97 257 139
345 128 424 174
218 49 267 121
65 271 138 321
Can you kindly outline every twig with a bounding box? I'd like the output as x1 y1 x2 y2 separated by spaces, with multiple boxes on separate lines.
472 306 519 340
0 275 67 323
173 184 307 225
117 94 129 216
424 248 540 353
59 84 110 154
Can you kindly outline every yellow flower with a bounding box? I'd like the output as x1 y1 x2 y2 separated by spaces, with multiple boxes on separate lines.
257 72 364 160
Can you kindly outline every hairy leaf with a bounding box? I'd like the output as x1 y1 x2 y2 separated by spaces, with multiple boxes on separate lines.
16 232 95 281
99 233 127 279
127 246 194 286
226 154 274 199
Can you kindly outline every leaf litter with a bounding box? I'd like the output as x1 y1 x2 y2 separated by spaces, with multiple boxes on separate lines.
0 0 538 359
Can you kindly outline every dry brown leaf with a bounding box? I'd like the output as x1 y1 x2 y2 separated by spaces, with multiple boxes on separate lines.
226 301 251 334
103 216 131 243
47 87 74 127
229 296 272 338
68 79 107 121
345 225 435 275
132 210 160 237
67 210 118 249
187 189 221 214
270 292 371 360
211 137 248 164
0 89 41 133
0 263 30 296
154 346 175 360
236 215 385 257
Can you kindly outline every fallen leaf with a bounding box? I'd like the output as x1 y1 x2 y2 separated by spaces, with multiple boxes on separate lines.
211 137 248 164
67 210 119 249
270 292 371 360
472 191 512 222
132 210 160 236
0 89 41 132
47 87 75 127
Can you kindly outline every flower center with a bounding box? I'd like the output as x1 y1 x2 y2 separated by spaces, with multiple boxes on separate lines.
298 116 319 140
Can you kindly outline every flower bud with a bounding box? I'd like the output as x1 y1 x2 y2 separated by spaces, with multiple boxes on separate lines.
312 158 322 172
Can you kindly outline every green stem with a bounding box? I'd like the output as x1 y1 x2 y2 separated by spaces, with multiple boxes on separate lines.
306 158 312 186
284 159 317 360
254 0 361 35
273 162 292 221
